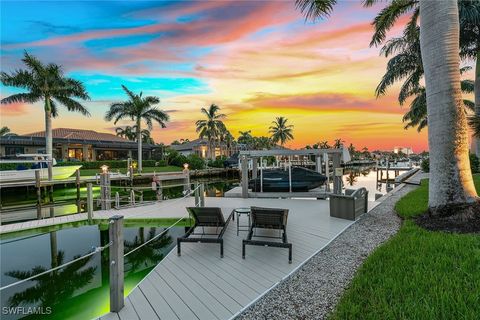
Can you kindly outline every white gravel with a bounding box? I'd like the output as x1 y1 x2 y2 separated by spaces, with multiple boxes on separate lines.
236 183 417 320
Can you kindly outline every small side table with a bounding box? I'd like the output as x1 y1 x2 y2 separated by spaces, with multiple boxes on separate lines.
234 207 251 236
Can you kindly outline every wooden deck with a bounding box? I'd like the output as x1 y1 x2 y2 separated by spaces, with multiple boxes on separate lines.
98 197 357 320
224 186 329 199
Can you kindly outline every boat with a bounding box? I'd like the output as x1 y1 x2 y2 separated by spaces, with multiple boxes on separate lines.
248 166 327 192
0 154 82 182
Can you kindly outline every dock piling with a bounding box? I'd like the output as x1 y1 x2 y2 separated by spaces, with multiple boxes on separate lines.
199 183 205 207
76 169 81 213
87 183 93 223
35 170 42 219
109 215 125 313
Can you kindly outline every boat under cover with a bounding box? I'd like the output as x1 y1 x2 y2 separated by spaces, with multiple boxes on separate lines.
248 167 327 192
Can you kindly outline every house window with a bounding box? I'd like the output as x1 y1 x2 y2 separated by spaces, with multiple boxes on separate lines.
5 146 24 156
68 148 83 160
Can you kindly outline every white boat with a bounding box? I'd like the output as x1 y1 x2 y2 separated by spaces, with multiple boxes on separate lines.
0 154 82 183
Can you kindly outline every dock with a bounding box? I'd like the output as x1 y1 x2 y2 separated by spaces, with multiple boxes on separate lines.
224 186 329 199
0 195 378 320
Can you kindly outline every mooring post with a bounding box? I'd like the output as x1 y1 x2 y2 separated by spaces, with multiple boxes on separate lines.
109 215 124 313
115 192 120 209
130 190 135 205
332 153 342 194
87 183 93 223
194 182 200 206
35 170 42 219
183 166 191 194
100 170 111 210
288 162 292 193
252 158 258 180
241 155 248 198
157 180 163 200
76 169 81 213
199 183 205 207
324 153 330 192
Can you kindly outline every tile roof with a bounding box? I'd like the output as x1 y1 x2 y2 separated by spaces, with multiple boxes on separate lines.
23 128 131 143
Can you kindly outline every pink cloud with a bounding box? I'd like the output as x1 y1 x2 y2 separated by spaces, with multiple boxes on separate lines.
0 102 29 117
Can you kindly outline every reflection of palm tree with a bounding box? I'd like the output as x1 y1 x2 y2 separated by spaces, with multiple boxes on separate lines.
0 126 10 136
6 232 96 308
345 172 358 186
124 227 172 273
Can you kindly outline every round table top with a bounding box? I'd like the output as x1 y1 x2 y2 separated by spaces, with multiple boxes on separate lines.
234 207 251 213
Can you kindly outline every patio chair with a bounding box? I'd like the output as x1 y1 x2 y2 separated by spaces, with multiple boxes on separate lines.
177 207 233 258
242 206 292 263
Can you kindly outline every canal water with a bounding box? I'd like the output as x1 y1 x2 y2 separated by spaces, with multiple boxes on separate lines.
0 222 186 320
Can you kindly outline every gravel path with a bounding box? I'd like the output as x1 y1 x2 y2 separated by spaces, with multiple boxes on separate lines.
236 183 418 320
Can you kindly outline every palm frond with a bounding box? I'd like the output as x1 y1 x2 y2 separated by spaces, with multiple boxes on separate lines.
295 0 337 21
1 93 41 104
55 96 91 116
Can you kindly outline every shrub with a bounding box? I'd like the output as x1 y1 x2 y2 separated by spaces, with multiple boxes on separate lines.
421 158 430 173
421 155 479 174
470 153 479 173
207 156 227 168
186 154 205 170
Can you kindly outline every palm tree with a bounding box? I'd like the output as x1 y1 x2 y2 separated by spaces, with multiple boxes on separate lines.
318 141 330 149
1 52 90 179
105 85 168 172
219 127 235 155
296 0 479 217
269 117 294 146
238 130 253 147
333 138 344 149
252 136 273 150
420 0 477 214
116 125 155 144
0 126 10 136
195 104 226 160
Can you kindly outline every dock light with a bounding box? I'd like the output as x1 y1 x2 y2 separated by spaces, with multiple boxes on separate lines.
100 165 109 173
183 163 189 170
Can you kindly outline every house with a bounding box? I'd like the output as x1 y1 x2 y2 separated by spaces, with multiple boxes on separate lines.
393 146 413 155
170 138 243 159
0 128 155 161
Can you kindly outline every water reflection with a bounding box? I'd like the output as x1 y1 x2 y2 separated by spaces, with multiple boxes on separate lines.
0 223 183 320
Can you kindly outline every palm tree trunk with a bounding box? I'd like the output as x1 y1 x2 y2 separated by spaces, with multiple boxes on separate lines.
420 0 478 213
137 119 142 173
474 51 480 157
44 99 53 180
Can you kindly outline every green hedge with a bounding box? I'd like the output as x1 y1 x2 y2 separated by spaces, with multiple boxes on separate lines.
0 159 168 170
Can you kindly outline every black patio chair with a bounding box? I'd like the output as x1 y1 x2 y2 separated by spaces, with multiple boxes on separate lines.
242 206 292 263
177 207 233 258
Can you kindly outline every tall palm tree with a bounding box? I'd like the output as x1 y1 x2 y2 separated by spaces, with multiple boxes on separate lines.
318 140 330 149
238 130 253 147
1 52 90 179
0 126 10 136
269 117 294 146
195 104 226 160
420 0 477 214
296 0 479 217
105 85 168 172
219 127 235 155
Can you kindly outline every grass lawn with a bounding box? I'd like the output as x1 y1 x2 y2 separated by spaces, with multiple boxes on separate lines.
331 176 480 319
79 165 182 176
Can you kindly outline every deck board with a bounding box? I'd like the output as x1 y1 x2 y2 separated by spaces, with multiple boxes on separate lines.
100 197 355 320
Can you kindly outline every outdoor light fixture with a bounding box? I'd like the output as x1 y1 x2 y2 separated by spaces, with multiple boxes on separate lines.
100 165 109 173
183 163 189 170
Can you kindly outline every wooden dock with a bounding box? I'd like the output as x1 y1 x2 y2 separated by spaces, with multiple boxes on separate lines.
0 195 377 320
224 186 330 199
97 197 368 320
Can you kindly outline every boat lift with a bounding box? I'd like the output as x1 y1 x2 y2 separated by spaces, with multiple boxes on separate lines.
237 148 351 199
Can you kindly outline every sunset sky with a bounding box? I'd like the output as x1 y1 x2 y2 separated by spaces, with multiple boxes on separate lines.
0 0 439 152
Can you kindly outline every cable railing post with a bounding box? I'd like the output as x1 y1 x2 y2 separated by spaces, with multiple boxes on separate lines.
87 183 93 223
183 166 191 194
109 215 124 313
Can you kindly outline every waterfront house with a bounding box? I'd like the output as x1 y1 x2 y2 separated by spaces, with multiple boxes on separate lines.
0 128 155 161
170 138 244 159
